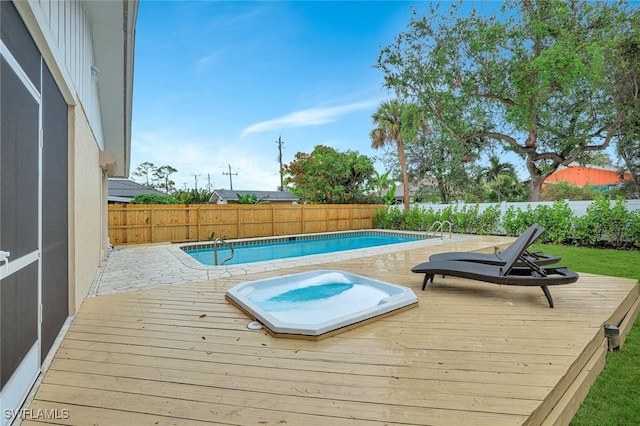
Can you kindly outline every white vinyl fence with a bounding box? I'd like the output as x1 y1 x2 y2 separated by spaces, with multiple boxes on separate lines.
410 199 640 219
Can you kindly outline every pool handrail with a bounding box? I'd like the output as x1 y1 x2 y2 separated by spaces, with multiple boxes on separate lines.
427 221 452 239
213 238 235 265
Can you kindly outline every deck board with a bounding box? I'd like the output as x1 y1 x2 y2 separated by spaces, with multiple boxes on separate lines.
22 237 638 425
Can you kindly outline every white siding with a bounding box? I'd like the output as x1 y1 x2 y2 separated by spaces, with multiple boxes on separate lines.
26 0 105 149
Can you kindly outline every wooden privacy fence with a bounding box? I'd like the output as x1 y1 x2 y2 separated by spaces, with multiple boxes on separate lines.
108 204 385 245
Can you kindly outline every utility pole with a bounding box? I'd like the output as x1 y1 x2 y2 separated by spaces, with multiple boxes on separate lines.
222 164 238 190
193 174 200 191
207 173 213 192
276 135 284 191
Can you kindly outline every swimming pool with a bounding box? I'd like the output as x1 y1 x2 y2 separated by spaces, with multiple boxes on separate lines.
226 269 418 339
182 231 427 266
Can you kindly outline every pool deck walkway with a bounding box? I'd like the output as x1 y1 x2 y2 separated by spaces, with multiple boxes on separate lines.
20 234 640 426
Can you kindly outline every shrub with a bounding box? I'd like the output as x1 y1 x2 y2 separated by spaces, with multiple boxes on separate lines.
418 207 441 229
403 207 426 230
450 204 480 234
502 205 536 236
172 189 213 204
374 207 404 229
437 205 455 224
530 200 573 244
540 181 600 201
625 211 640 247
130 194 177 204
476 204 502 235
572 197 638 248
375 199 639 250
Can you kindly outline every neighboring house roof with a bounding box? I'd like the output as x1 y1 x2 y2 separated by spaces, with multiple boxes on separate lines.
108 178 166 203
381 181 432 200
544 164 632 188
209 189 300 204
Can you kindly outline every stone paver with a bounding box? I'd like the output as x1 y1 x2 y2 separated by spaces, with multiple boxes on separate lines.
90 233 478 296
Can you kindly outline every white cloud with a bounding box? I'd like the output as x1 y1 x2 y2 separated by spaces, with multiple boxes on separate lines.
241 100 380 137
131 95 386 192
209 6 265 29
194 51 220 72
131 129 281 191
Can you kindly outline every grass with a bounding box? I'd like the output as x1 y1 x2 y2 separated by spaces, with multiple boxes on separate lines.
530 244 640 426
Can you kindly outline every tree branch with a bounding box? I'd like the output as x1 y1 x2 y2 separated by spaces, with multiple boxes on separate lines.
479 92 516 106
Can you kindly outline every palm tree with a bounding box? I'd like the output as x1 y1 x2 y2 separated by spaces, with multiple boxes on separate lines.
481 156 519 202
483 156 517 181
370 100 424 211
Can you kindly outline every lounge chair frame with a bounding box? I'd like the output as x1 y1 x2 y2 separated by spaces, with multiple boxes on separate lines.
428 224 560 266
413 224 578 308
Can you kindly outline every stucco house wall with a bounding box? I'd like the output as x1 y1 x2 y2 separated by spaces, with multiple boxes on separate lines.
69 104 107 312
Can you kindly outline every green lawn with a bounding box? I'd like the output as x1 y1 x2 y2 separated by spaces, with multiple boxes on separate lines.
529 244 640 426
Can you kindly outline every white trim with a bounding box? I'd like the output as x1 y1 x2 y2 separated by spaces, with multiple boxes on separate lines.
0 343 39 426
10 0 77 105
0 251 39 281
0 40 43 424
0 40 41 101
37 56 44 381
19 315 75 421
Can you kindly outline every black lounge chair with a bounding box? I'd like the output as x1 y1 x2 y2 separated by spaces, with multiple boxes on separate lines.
429 223 561 266
411 226 579 308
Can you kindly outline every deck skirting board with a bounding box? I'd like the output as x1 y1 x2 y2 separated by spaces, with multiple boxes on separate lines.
540 337 608 426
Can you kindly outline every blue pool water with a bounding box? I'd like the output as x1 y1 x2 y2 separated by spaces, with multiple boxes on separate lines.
184 233 423 266
267 283 353 303
249 280 392 324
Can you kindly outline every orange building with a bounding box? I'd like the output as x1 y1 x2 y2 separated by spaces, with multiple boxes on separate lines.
543 164 633 190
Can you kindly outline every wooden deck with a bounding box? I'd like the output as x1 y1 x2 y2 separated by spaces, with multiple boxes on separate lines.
22 238 639 425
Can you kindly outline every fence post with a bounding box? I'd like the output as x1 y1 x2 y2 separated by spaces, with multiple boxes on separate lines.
349 206 353 229
236 205 241 238
196 204 201 241
149 206 155 243
272 204 276 235
325 205 329 232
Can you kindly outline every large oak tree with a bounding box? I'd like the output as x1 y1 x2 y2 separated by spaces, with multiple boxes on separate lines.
376 0 638 201
401 127 481 203
614 31 640 196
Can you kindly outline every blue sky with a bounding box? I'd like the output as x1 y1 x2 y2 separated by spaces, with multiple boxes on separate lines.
131 1 498 191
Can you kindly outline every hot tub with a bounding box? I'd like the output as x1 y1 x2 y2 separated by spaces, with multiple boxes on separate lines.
225 270 418 339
